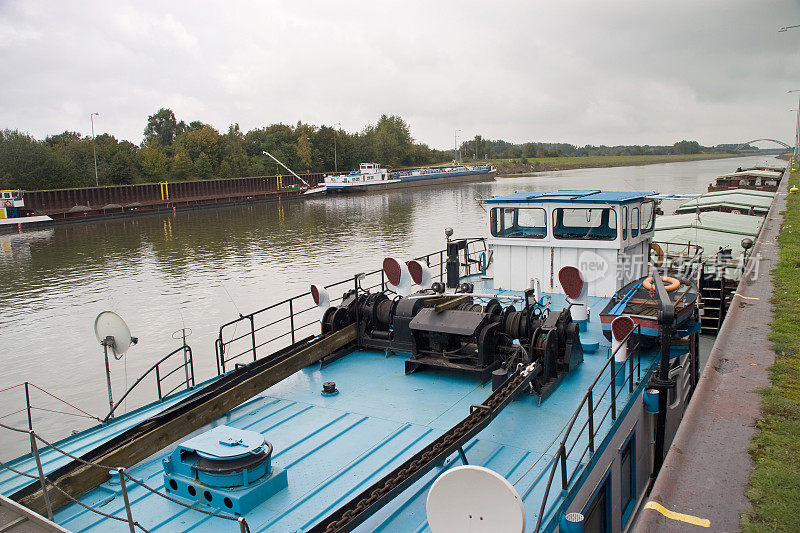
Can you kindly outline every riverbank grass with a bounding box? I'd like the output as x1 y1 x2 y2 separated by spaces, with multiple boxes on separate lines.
742 168 800 532
483 153 738 175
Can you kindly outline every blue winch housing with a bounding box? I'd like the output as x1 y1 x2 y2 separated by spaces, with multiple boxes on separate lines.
162 425 287 515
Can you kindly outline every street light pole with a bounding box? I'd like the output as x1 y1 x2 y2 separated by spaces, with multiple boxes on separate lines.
333 122 341 173
90 112 100 187
454 129 461 163
790 91 800 159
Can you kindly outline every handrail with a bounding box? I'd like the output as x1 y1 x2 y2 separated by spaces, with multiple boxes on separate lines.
214 238 488 373
103 344 194 422
534 324 643 532
0 424 251 532
0 382 103 434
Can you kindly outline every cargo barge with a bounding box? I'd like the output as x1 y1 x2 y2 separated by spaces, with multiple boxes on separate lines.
322 163 496 193
0 189 700 533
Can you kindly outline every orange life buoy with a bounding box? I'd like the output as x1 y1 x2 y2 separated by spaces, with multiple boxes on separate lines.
650 242 664 267
642 276 681 292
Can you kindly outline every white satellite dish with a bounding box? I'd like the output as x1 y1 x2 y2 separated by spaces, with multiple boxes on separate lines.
427 465 525 533
94 311 134 356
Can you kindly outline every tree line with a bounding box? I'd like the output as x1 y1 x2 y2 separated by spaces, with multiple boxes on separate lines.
0 107 735 191
459 136 725 160
0 111 450 190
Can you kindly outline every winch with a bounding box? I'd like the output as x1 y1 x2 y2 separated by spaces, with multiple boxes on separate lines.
320 277 584 399
162 425 287 515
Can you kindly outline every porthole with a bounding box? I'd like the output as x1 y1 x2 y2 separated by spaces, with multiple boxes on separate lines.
188 485 197 497
168 479 178 491
204 490 213 502
224 497 233 509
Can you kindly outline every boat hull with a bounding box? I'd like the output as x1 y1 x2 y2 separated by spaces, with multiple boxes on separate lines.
325 169 495 193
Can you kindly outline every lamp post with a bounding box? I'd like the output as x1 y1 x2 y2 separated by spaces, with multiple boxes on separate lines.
90 112 100 187
333 122 341 173
790 91 800 159
454 129 461 163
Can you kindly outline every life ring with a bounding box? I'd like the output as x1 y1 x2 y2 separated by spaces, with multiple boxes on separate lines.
3 200 12 208
650 242 664 267
642 276 681 292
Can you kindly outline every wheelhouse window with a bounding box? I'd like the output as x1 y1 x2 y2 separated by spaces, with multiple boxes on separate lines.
552 208 617 241
641 201 655 233
490 207 547 238
631 207 640 238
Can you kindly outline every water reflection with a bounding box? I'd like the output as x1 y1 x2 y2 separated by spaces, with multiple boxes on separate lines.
0 155 776 446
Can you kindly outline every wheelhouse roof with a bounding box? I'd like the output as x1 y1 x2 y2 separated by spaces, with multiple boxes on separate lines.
485 190 657 205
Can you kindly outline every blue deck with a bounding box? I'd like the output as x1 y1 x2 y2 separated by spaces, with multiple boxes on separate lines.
2 293 659 532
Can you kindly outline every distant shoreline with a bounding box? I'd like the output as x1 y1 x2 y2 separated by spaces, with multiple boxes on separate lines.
490 153 743 176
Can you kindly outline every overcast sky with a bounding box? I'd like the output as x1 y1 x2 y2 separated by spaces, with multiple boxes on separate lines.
2 1 799 149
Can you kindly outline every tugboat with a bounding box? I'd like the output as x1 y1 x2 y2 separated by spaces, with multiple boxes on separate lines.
0 190 699 533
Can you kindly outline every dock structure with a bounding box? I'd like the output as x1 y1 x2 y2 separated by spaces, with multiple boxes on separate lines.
635 166 788 533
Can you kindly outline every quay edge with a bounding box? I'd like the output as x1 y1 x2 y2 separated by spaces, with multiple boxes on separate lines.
633 166 788 532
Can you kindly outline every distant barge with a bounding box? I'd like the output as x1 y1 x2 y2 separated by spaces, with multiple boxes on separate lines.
322 163 496 193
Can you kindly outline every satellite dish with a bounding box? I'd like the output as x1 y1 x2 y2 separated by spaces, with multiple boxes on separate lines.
94 311 134 356
427 465 525 533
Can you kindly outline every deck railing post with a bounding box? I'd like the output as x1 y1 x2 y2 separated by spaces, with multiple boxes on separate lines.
381 270 385 292
215 338 223 375
610 361 617 421
24 381 33 431
289 299 296 344
249 315 257 362
587 391 595 454
439 251 444 282
629 347 635 393
118 468 136 533
238 517 248 533
155 366 162 400
559 444 568 490
29 431 53 520
188 347 196 387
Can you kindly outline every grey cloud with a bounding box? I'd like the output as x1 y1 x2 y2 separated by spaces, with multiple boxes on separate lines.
1 0 799 149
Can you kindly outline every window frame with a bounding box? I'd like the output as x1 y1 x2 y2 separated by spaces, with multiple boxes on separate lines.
551 207 618 241
620 430 637 527
622 206 628 240
490 206 547 239
582 467 612 533
640 200 655 234
630 207 640 238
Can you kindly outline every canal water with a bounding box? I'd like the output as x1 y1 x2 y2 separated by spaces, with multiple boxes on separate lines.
0 155 776 450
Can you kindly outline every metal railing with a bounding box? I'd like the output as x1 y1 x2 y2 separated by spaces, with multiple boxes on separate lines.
533 325 644 532
215 238 488 373
0 382 103 433
0 422 251 532
103 343 195 421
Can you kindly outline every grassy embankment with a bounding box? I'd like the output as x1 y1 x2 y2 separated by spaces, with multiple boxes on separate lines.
484 153 738 175
741 167 800 532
